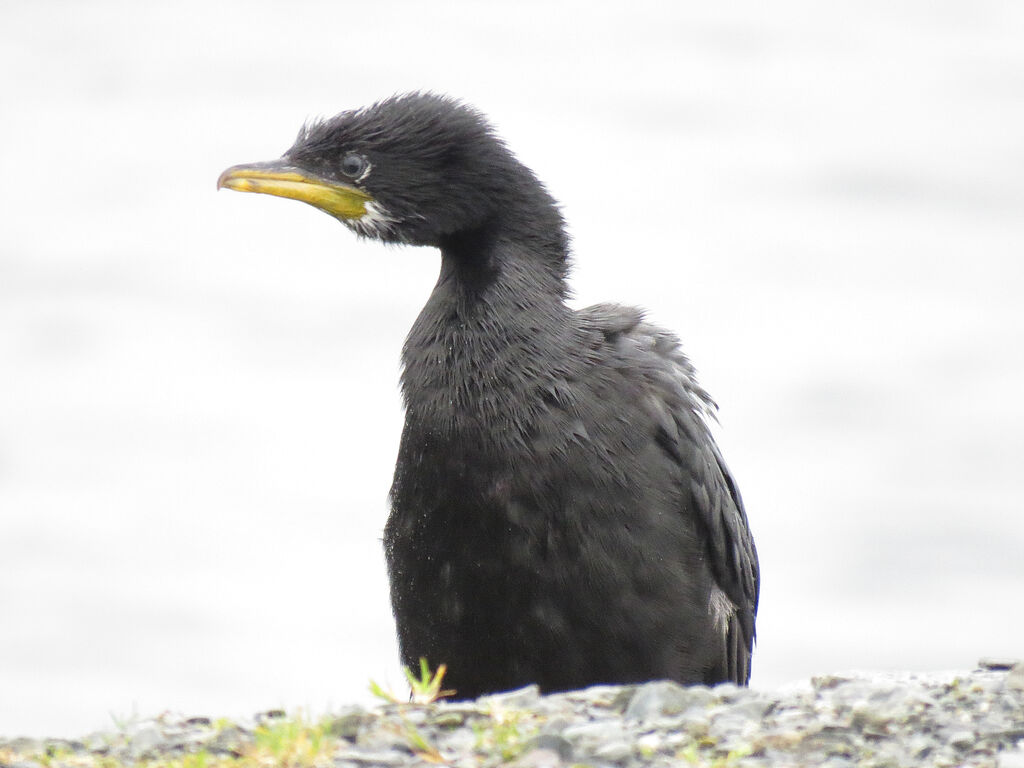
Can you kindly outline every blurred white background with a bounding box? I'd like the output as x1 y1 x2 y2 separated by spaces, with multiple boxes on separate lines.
2 0 1022 738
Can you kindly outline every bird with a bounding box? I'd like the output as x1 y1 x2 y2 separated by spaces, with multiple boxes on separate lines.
218 93 759 698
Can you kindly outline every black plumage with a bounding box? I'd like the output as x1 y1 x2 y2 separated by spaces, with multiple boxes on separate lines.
218 93 759 697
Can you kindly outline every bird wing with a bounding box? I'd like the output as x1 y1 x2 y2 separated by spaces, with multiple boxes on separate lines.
577 302 760 682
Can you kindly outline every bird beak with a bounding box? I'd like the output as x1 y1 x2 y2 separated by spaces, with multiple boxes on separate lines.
217 160 372 220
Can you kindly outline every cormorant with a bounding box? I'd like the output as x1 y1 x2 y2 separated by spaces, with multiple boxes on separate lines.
218 93 759 697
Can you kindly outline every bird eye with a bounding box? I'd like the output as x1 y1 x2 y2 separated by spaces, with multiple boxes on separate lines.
341 153 368 179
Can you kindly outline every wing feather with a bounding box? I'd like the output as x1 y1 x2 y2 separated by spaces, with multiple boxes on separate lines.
578 302 760 682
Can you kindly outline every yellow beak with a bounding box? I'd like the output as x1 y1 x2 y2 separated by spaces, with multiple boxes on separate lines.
217 160 372 221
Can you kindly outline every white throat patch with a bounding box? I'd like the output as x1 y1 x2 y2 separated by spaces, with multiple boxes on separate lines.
344 200 400 240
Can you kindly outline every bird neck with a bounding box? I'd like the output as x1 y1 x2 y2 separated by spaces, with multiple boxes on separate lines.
400 220 575 447
439 211 569 298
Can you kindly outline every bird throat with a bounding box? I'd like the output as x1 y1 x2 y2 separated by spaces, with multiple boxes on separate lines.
400 239 574 453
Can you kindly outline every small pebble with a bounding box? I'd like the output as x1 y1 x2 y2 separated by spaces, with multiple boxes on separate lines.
978 658 1021 672
127 726 163 759
593 739 632 762
624 681 706 720
523 734 573 762
1006 663 1024 692
480 684 540 709
510 746 565 768
949 730 976 749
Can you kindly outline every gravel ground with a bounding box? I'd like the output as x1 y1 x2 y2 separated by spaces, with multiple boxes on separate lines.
3 661 1022 768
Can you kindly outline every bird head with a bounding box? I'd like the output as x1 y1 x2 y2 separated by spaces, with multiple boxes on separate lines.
218 93 533 248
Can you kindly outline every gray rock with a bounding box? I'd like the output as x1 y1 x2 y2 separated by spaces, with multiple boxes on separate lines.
437 723 477 754
564 685 633 710
43 738 85 754
329 710 374 741
127 726 164 759
592 740 632 762
479 685 541 709
818 759 857 768
906 733 936 758
352 727 415 754
523 734 573 762
713 682 744 702
81 731 114 753
723 694 775 721
333 748 408 766
427 710 466 729
395 707 427 726
1006 663 1024 692
537 717 572 737
562 719 624 745
508 745 567 768
813 675 855 690
708 709 760 749
979 658 1022 671
948 730 975 750
254 709 286 723
2 738 43 754
624 681 711 720
209 724 251 754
